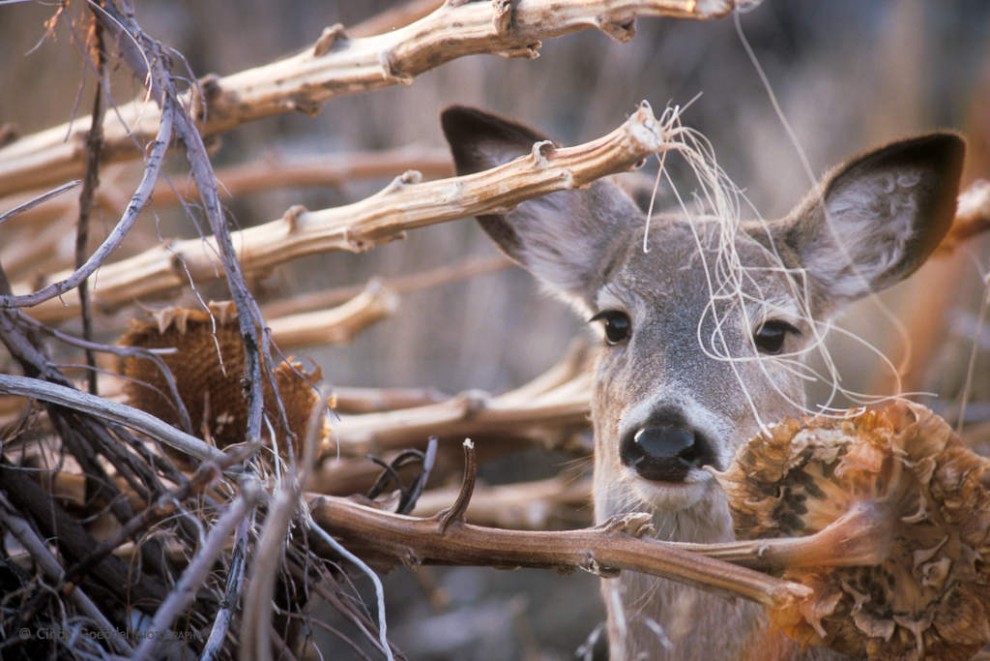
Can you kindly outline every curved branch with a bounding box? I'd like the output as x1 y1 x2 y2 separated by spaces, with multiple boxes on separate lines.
0 374 227 463
308 494 810 610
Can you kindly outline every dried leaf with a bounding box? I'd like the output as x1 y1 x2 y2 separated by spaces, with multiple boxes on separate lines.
719 402 990 660
119 303 328 461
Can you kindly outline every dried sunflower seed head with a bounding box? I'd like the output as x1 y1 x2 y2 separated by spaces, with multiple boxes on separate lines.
716 401 990 660
119 302 328 462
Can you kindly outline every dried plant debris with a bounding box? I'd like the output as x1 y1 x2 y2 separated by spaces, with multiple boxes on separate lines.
717 401 990 660
119 302 328 459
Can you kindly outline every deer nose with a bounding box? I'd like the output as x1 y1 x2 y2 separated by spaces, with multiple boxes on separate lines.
620 424 714 482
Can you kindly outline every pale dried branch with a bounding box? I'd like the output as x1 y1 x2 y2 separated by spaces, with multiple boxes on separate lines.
0 97 173 310
331 386 449 414
150 148 453 209
267 279 398 348
0 179 80 225
0 149 454 286
0 0 731 197
261 253 510 319
327 372 591 457
0 148 451 236
308 494 810 610
22 102 671 324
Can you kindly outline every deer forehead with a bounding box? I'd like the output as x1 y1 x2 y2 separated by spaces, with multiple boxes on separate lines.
596 219 804 329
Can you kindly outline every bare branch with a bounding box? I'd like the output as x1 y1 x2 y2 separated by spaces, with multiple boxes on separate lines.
23 102 671 323
327 375 590 457
0 0 731 197
266 280 398 348
0 97 172 310
261 253 510 319
308 494 810 610
0 148 452 238
0 179 80 226
330 386 449 415
0 374 227 463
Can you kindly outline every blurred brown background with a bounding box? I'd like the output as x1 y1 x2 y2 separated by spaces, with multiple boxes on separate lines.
2 1 989 658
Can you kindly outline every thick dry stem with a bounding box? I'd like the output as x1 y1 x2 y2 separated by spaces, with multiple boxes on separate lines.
308 494 809 610
680 500 896 570
328 374 591 456
19 102 673 323
0 374 227 463
0 0 731 198
0 148 452 248
267 280 398 348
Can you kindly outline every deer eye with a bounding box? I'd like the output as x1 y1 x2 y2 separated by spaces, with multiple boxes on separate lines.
590 310 632 345
754 320 799 355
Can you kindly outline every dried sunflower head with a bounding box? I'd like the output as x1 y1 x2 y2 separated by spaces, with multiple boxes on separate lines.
119 302 328 462
716 401 990 660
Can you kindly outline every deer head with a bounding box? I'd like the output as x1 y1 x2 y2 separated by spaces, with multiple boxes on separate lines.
441 105 964 658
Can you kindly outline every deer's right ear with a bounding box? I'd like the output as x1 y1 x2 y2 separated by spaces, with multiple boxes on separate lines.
782 132 964 309
441 106 638 310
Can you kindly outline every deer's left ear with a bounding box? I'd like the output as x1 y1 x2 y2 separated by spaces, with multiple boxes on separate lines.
782 133 965 306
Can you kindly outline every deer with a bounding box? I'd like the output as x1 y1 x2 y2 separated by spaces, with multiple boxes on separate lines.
440 105 965 660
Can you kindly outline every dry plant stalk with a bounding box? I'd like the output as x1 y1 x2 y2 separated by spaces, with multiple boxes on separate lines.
715 401 990 660
19 101 675 324
326 348 592 456
308 436 810 612
0 147 453 252
0 0 731 198
260 253 510 319
266 280 398 348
